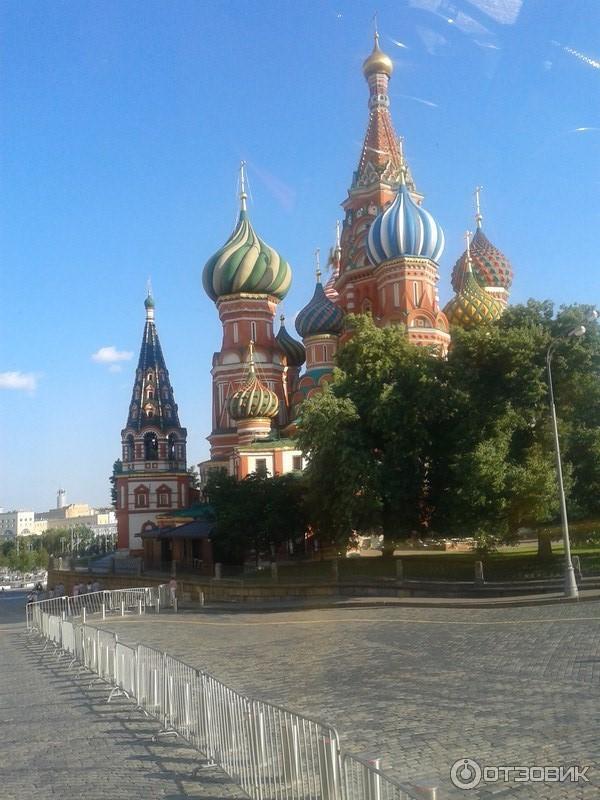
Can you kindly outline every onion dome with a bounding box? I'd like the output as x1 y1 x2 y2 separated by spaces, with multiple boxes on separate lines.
452 188 513 293
363 31 394 78
451 227 513 293
276 315 306 367
444 234 504 329
296 253 344 339
366 174 445 266
228 343 279 421
202 163 292 303
144 293 155 310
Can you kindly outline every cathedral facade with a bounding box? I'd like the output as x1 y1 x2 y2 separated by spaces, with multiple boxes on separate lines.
117 33 514 552
198 33 514 484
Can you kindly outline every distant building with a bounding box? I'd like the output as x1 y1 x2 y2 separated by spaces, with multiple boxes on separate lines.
0 510 36 538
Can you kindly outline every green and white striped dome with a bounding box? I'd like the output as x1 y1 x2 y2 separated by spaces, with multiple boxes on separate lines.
202 208 292 302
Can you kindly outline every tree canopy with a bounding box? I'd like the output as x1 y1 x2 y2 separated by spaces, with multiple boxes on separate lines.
297 303 600 551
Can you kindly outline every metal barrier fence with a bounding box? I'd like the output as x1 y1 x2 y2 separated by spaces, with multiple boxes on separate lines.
26 587 159 631
28 595 436 800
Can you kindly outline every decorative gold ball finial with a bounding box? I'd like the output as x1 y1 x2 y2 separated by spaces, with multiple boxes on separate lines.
363 30 394 78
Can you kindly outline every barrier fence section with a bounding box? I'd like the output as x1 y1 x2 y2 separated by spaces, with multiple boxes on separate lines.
27 593 435 800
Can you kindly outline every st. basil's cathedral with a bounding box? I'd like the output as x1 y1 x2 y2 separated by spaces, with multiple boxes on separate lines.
115 33 514 554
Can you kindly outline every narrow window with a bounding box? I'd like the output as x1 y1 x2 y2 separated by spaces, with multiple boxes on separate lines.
292 455 303 471
233 322 239 343
413 282 420 306
393 283 400 307
251 321 257 342
255 458 268 476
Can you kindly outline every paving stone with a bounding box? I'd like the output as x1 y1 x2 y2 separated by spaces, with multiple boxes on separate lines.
97 600 600 799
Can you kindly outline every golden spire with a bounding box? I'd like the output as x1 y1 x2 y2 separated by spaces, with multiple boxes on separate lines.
465 230 473 271
247 339 256 377
362 27 394 78
474 186 483 229
239 160 248 212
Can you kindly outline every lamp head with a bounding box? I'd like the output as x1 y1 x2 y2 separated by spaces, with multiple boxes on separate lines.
568 325 586 338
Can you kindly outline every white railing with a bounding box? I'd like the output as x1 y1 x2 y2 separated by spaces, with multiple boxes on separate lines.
28 596 436 800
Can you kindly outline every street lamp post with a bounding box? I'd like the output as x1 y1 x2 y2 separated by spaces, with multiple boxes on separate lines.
546 325 586 600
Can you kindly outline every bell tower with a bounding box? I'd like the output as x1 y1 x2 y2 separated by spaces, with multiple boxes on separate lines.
115 291 190 553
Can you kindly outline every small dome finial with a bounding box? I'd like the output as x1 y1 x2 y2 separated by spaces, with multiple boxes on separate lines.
144 278 155 314
280 313 285 324
239 161 248 213
247 339 256 377
464 230 473 272
474 185 483 229
315 248 322 282
363 23 394 78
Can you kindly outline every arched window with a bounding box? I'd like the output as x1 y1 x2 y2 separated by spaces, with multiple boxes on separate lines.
362 298 372 313
134 485 150 508
156 484 172 508
141 520 158 533
144 432 159 460
168 434 178 460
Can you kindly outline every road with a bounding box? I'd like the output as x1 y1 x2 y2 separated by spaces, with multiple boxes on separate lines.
0 590 244 800
98 600 600 799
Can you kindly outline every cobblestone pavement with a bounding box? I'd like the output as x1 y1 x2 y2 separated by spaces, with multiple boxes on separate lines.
98 600 600 800
0 592 245 800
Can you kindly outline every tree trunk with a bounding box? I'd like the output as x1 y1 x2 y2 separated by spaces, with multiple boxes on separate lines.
537 531 553 560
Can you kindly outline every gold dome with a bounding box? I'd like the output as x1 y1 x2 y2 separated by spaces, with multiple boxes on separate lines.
362 32 394 78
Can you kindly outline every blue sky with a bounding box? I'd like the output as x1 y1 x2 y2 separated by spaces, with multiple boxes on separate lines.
1 0 599 511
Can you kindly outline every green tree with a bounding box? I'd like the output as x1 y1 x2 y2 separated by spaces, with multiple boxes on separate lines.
298 304 600 554
299 315 447 553
204 470 309 564
110 459 123 508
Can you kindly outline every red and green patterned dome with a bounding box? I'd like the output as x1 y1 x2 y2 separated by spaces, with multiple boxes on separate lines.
451 227 513 293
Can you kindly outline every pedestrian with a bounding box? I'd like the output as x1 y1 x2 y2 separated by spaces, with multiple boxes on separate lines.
169 577 177 607
72 583 79 597
86 581 92 594
91 580 100 593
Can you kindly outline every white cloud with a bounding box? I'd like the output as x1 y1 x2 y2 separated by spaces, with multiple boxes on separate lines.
0 371 37 391
399 94 439 108
92 346 133 365
465 0 522 25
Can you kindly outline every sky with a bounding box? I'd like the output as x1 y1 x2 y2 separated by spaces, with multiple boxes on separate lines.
1 0 600 512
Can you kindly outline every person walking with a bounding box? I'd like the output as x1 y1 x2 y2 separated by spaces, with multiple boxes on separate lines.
169 577 177 608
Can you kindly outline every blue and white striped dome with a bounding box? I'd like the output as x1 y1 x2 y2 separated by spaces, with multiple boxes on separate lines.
367 183 445 265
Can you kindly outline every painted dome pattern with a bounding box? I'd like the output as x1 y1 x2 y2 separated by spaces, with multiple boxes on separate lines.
276 319 306 367
228 372 279 421
203 210 292 302
295 281 344 339
443 267 504 329
367 183 445 266
451 227 513 293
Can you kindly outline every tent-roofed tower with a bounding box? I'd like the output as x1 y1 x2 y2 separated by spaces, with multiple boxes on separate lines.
334 31 445 339
337 32 419 305
115 291 190 553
